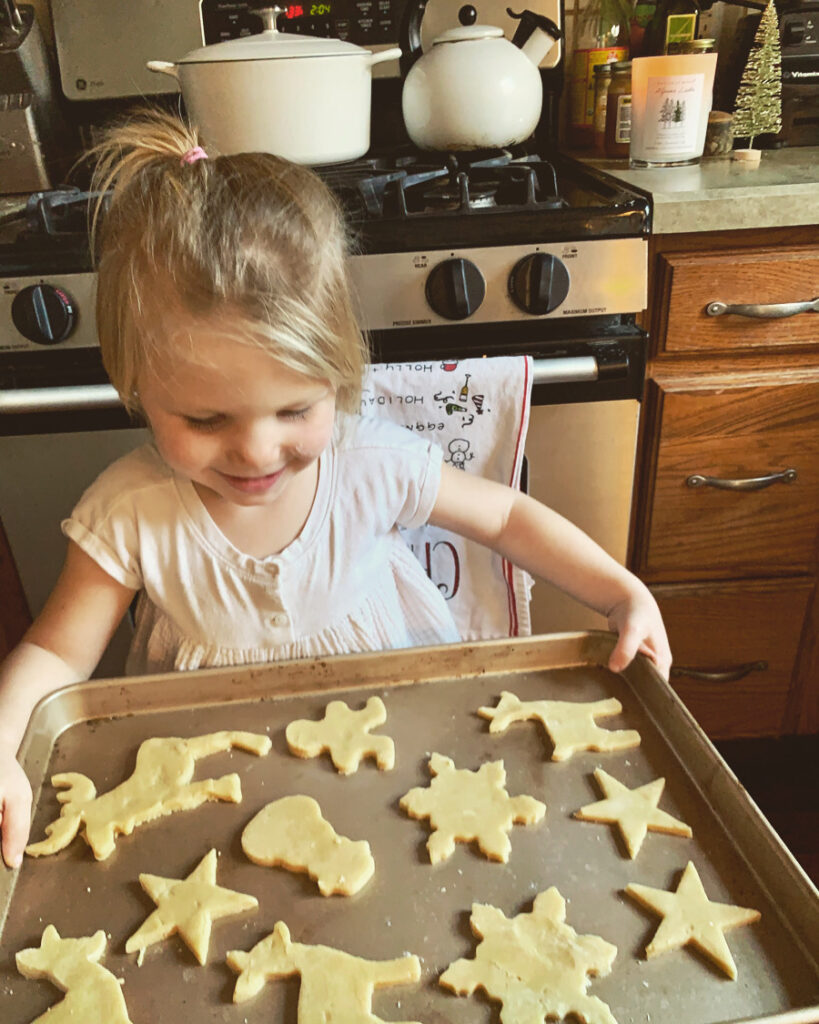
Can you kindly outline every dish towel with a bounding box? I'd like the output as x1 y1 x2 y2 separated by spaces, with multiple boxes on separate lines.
362 356 534 641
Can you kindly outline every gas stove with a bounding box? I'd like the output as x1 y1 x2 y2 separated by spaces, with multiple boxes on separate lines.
0 146 650 428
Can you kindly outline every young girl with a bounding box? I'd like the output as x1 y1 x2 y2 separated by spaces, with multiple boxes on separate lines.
0 110 671 869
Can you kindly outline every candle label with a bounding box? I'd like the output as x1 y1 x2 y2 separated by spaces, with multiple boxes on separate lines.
642 73 703 157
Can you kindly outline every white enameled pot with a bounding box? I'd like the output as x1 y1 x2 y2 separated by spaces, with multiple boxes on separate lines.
147 7 400 165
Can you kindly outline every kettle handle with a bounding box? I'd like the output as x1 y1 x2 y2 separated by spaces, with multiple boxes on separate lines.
398 0 428 77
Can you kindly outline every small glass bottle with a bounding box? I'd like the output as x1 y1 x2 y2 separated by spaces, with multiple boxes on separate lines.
605 60 632 157
567 0 629 148
593 62 615 153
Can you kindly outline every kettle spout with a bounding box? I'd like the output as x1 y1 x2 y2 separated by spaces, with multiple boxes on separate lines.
507 9 561 65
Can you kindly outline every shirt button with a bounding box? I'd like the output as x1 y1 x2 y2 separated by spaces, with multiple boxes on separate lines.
270 612 289 627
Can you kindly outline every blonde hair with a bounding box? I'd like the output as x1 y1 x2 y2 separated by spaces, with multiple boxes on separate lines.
90 108 367 416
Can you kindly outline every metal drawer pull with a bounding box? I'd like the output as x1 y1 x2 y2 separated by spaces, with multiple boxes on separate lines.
706 297 819 319
671 661 768 684
0 384 121 414
686 468 797 491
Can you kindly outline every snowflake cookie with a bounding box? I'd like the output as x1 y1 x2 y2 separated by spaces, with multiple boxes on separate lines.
440 888 619 1024
399 753 545 864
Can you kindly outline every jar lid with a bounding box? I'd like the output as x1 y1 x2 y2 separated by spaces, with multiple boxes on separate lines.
681 38 716 52
611 60 632 71
593 61 615 75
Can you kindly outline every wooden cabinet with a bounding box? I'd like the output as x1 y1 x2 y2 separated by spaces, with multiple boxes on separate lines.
631 224 819 739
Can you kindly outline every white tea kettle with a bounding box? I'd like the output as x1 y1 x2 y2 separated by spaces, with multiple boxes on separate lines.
399 2 561 151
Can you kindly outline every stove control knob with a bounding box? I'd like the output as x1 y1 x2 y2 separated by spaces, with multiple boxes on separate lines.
425 258 486 320
11 284 77 345
508 253 570 315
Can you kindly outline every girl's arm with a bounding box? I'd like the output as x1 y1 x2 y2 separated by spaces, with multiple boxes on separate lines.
429 465 672 679
0 540 137 867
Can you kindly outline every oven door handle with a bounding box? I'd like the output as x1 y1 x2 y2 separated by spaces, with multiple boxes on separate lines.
0 384 122 414
0 355 624 413
531 353 625 385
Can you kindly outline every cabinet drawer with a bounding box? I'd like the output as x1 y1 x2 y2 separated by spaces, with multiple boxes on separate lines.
641 380 819 581
652 579 812 738
656 247 819 354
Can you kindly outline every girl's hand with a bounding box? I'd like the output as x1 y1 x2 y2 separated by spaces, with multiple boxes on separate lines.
0 753 32 869
606 586 672 681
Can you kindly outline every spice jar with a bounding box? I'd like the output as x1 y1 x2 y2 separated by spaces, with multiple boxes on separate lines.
593 62 614 153
605 60 632 158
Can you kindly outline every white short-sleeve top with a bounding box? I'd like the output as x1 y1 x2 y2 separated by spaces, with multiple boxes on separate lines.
62 414 460 675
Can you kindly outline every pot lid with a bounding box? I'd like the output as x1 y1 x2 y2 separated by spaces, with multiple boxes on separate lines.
178 25 367 63
432 24 505 44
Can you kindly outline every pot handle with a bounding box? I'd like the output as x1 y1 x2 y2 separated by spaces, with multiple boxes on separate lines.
146 60 179 79
370 46 403 67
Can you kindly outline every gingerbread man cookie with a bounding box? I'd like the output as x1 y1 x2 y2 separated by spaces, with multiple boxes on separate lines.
440 888 619 1024
241 795 375 896
227 921 422 1024
286 696 395 774
478 691 640 762
399 753 545 864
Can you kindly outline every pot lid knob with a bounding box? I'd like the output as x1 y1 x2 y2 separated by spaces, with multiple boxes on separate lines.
255 5 285 33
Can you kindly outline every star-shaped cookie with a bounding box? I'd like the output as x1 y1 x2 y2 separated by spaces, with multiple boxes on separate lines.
125 848 258 965
574 768 692 858
625 861 761 979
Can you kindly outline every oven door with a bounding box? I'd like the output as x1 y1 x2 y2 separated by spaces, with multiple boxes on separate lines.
0 378 147 676
370 327 647 636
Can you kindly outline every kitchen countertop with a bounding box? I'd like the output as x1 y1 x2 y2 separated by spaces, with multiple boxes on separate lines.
578 147 819 235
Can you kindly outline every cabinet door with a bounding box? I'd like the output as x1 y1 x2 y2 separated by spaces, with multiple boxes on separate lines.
655 246 819 354
652 579 812 738
638 378 819 581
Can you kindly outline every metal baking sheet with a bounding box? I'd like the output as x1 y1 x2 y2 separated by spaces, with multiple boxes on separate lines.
1 632 818 1024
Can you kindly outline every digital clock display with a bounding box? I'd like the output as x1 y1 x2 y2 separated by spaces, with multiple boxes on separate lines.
283 2 332 16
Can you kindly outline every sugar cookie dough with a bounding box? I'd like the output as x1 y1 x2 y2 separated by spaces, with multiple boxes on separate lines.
228 921 422 1024
625 860 761 979
126 848 258 965
286 696 395 774
478 691 640 761
399 753 545 864
574 768 692 858
440 888 619 1024
26 731 272 861
17 925 134 1024
241 795 375 896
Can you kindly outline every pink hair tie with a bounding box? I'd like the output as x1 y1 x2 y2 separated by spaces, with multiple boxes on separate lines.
181 146 208 166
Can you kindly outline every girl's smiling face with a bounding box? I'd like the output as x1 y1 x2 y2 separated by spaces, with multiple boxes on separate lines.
137 323 337 510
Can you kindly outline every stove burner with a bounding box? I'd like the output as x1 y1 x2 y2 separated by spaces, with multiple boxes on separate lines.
318 150 568 221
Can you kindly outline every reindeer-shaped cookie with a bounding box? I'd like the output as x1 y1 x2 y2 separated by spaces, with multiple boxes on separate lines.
478 691 641 761
228 921 422 1024
16 925 134 1024
26 730 271 861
